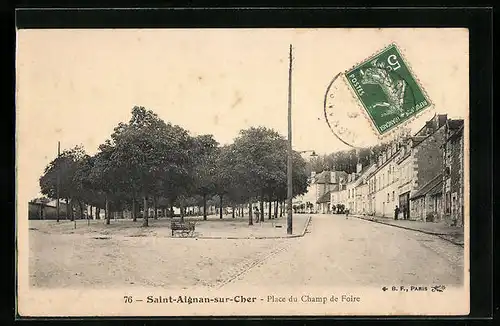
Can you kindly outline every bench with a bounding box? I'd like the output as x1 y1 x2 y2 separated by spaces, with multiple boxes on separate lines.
171 220 196 237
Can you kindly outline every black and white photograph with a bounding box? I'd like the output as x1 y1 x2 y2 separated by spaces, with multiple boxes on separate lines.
16 27 469 316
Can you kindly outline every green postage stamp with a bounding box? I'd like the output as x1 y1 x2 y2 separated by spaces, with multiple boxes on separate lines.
345 43 432 135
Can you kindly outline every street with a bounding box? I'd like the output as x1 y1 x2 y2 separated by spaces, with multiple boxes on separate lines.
29 214 464 289
223 214 464 288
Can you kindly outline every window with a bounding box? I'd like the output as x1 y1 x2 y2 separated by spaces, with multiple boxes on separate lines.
387 193 390 202
392 191 395 201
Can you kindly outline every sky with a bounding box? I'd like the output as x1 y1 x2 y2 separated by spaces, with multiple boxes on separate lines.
16 28 469 200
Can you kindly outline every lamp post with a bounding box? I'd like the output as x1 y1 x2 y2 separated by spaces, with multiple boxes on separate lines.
286 43 318 234
287 44 293 235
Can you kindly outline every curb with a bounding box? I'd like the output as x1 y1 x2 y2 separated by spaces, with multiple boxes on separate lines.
190 215 313 240
352 215 464 247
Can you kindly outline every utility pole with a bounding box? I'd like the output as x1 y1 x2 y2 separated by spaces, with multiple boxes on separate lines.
287 44 293 235
56 141 60 222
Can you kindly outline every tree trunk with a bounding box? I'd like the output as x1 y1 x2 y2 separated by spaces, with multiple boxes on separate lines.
260 193 265 222
132 199 137 221
169 199 174 218
78 200 84 219
105 197 110 225
219 194 223 219
248 202 253 225
203 194 207 221
274 199 279 219
180 202 185 223
67 199 72 221
142 196 149 227
268 196 272 220
232 206 235 218
96 207 100 220
65 198 70 220
153 196 158 220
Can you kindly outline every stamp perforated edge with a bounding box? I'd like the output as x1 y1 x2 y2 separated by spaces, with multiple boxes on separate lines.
342 42 435 142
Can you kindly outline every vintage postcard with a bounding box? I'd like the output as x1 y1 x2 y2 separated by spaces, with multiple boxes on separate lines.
16 28 469 317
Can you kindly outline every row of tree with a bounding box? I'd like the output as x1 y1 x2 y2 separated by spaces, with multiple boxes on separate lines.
39 106 309 227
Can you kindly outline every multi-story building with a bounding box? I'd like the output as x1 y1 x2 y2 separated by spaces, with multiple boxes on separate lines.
408 114 448 221
363 114 449 220
442 119 465 227
396 142 413 219
365 142 401 218
329 163 375 214
346 173 357 213
354 163 376 215
297 170 347 214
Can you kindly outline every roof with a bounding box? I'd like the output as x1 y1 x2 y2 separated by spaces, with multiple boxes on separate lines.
316 191 331 204
448 119 464 130
351 163 375 187
446 125 464 143
410 174 443 200
313 170 348 184
314 171 330 184
428 182 443 196
411 114 448 148
366 151 399 179
358 163 374 177
30 198 68 207
397 151 411 164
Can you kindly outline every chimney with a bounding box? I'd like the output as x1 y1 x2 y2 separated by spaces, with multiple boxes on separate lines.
330 171 336 184
356 162 362 174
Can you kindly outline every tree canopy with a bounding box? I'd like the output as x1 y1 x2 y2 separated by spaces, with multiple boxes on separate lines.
39 106 312 226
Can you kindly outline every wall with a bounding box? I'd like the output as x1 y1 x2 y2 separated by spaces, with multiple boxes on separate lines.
371 153 400 217
413 126 447 192
28 203 69 220
443 129 464 226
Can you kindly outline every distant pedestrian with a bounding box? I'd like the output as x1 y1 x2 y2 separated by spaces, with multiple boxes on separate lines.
394 206 400 220
345 209 349 219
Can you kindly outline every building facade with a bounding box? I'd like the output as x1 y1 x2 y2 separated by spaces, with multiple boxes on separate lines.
311 170 347 213
442 119 465 227
355 163 376 215
365 144 401 218
408 114 448 221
